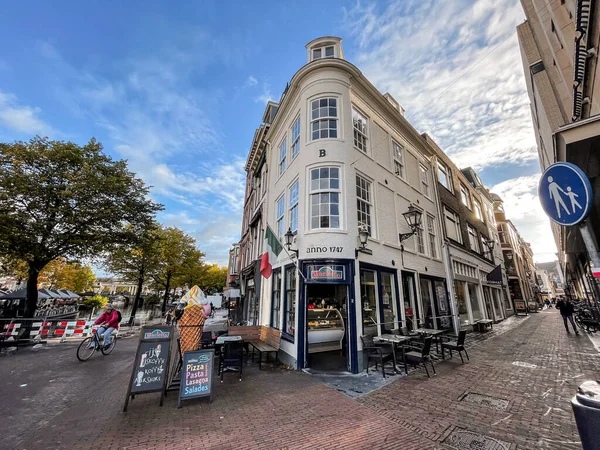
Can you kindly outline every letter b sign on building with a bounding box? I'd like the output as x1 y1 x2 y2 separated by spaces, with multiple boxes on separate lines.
538 162 593 227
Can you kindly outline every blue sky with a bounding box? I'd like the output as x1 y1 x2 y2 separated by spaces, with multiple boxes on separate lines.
0 0 558 266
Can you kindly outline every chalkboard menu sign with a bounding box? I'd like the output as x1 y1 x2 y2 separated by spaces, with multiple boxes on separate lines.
123 326 173 412
178 349 214 407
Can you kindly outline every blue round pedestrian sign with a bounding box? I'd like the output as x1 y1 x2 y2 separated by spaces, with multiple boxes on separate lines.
538 162 593 226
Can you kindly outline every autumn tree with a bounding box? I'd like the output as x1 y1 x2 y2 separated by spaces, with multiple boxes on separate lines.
39 257 96 292
0 257 28 286
0 136 161 317
172 248 207 291
104 224 161 325
196 264 228 294
151 227 202 312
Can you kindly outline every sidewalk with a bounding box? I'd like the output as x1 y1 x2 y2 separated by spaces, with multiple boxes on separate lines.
4 309 599 450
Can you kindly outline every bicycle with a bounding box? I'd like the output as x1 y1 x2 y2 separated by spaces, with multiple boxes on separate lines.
76 328 117 361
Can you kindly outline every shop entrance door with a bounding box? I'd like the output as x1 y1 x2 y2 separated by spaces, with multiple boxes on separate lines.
483 287 494 321
305 284 349 372
402 272 419 331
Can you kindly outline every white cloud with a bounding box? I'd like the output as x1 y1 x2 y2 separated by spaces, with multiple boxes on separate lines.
246 75 258 87
255 83 275 104
490 175 558 263
0 90 54 135
343 0 537 171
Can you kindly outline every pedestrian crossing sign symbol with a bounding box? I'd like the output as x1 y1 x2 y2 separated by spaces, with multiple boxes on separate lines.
539 162 593 226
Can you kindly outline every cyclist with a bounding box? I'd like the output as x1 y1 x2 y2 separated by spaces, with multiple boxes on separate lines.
90 303 120 349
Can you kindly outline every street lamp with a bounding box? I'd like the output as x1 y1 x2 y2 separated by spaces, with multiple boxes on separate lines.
284 227 298 258
398 205 423 243
355 225 373 257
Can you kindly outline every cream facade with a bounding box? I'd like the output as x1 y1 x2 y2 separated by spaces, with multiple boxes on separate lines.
243 37 452 373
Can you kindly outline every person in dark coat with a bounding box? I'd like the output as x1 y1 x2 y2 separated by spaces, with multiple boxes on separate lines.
555 299 579 334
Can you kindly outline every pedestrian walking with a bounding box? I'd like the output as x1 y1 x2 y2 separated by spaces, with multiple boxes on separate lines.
544 299 551 309
555 298 579 334
165 309 173 325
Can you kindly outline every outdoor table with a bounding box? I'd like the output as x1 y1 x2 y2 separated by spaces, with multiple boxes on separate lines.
376 334 413 374
413 328 446 353
215 335 242 345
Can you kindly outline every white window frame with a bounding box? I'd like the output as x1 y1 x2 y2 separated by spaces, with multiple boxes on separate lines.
291 116 300 159
481 235 492 259
473 198 484 223
309 166 341 230
460 184 471 209
278 138 287 176
356 174 373 237
310 97 338 141
468 225 479 253
392 140 405 179
289 179 299 232
419 164 430 197
312 45 335 61
437 162 453 192
427 214 438 259
352 107 368 153
444 207 462 243
276 195 285 238
415 221 425 254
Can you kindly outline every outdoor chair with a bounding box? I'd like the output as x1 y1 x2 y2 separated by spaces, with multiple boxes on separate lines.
361 335 394 378
441 329 469 363
201 331 214 348
403 336 436 379
219 340 244 382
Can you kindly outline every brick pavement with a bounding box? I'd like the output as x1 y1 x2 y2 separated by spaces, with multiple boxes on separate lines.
3 309 599 450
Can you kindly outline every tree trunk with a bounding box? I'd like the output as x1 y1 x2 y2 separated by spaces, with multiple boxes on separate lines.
24 263 41 318
129 274 144 326
161 273 171 313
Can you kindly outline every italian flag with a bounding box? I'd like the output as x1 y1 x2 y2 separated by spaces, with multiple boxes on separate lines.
260 225 283 279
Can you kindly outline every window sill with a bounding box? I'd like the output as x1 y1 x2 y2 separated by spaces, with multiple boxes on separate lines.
304 229 348 235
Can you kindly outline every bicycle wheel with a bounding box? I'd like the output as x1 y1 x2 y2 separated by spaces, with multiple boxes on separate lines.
77 337 96 361
101 336 116 355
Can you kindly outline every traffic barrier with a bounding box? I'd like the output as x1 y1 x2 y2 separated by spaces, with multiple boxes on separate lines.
2 319 95 340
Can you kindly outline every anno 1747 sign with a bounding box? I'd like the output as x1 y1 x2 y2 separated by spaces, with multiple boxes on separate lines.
538 162 593 226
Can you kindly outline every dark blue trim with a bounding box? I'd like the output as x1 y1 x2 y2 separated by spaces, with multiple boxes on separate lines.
357 262 401 336
348 260 358 373
282 264 296 344
270 268 281 329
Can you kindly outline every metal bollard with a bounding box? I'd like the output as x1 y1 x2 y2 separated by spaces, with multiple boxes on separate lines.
571 380 600 450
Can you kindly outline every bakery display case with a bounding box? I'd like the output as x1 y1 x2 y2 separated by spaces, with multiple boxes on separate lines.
307 308 345 353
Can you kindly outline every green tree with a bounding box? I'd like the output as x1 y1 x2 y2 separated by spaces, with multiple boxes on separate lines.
83 295 108 309
151 226 203 312
197 264 228 293
38 257 96 292
0 136 161 317
0 256 29 285
172 248 207 291
104 224 161 325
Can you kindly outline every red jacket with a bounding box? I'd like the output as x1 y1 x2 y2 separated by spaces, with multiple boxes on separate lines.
94 310 119 330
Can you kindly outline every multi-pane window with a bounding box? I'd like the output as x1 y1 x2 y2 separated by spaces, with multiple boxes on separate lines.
271 270 281 329
392 141 404 178
312 46 334 60
311 98 338 140
481 236 492 260
278 138 287 176
276 196 285 238
291 117 300 158
356 175 373 236
289 180 299 232
427 214 438 259
284 266 296 337
415 221 425 254
444 208 462 243
473 199 484 222
468 225 479 253
437 162 453 191
420 164 430 197
352 108 368 152
310 167 340 229
460 184 471 209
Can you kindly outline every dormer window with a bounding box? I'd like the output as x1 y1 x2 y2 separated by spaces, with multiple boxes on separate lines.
312 45 335 61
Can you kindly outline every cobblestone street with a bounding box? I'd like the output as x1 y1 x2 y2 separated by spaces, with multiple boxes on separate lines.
2 310 599 450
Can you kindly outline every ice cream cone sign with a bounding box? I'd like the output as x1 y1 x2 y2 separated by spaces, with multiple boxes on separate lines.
177 286 211 353
181 285 211 317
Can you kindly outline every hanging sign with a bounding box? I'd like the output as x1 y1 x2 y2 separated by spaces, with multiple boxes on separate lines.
307 265 345 281
538 162 593 226
178 349 215 407
123 326 172 412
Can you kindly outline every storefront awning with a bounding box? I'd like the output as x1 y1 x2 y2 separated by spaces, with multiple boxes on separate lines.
486 265 503 285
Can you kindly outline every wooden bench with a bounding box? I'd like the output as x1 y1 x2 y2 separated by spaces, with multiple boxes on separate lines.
473 319 493 332
228 325 281 369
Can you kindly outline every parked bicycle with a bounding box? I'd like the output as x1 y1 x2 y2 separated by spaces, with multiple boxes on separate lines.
76 329 117 361
574 303 600 333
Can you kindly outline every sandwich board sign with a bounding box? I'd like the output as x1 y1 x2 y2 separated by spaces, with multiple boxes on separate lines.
123 326 172 412
178 349 215 407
